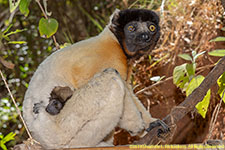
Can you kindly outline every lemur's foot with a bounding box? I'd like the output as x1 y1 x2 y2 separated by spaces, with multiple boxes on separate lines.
33 101 44 114
45 86 73 115
146 119 170 138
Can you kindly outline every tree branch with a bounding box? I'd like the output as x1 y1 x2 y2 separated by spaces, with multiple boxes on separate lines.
136 56 225 145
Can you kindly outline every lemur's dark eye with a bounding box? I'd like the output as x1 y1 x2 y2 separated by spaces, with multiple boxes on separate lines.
128 25 135 32
149 25 156 32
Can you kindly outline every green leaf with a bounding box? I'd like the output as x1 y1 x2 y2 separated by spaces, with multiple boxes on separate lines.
210 36 225 42
221 27 225 31
178 54 192 61
39 18 59 38
186 75 211 118
217 72 225 103
3 24 13 34
195 90 211 118
186 63 195 78
178 76 189 89
0 143 7 150
8 41 27 44
186 75 204 96
9 0 21 13
19 0 30 17
2 132 16 143
4 29 27 37
173 63 189 89
208 50 225 57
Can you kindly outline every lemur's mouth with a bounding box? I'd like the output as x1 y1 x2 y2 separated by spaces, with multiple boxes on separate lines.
139 45 151 51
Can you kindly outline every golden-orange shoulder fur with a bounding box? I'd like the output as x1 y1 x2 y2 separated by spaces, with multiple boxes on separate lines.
52 27 128 88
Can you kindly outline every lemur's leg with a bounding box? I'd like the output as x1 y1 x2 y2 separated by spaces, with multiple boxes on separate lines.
121 84 170 137
54 68 125 147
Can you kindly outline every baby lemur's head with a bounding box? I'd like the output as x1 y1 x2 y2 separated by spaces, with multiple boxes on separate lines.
109 9 160 59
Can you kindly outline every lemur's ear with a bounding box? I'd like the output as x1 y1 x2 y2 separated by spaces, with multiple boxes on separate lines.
109 9 120 27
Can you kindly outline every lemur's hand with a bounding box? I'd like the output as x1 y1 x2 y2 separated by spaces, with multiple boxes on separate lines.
146 119 170 138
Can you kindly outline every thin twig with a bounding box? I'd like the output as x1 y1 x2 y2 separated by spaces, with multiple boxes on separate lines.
135 76 173 95
207 90 225 140
35 0 59 49
0 69 33 140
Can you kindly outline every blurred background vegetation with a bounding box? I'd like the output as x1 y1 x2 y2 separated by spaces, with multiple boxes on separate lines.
0 0 225 149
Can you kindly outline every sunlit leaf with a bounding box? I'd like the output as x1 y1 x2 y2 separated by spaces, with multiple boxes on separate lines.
217 72 225 103
0 143 7 150
19 0 30 17
186 75 204 96
2 132 16 143
39 18 59 38
2 24 13 34
208 50 225 57
195 90 211 118
178 54 192 61
210 37 225 42
8 41 27 44
9 0 21 13
173 63 189 88
186 75 210 118
4 29 27 37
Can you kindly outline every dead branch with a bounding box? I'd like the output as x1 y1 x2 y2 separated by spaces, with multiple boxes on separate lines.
136 56 225 145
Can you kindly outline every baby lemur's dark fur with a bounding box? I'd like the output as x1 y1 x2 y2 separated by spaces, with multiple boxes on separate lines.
46 86 73 115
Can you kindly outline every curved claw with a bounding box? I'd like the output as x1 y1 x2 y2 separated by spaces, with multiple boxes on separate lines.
146 119 170 137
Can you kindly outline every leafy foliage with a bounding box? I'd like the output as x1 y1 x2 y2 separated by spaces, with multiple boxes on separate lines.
186 75 211 118
0 24 27 44
173 51 211 118
0 132 16 150
209 28 225 102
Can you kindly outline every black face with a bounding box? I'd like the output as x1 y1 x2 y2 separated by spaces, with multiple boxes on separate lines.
109 9 160 59
123 21 159 55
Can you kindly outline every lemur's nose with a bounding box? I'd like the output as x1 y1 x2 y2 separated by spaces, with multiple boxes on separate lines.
141 33 150 42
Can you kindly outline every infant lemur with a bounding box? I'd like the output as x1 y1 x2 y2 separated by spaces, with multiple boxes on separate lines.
23 9 169 149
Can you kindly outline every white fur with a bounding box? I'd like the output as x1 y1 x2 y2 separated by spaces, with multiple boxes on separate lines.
23 10 157 149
